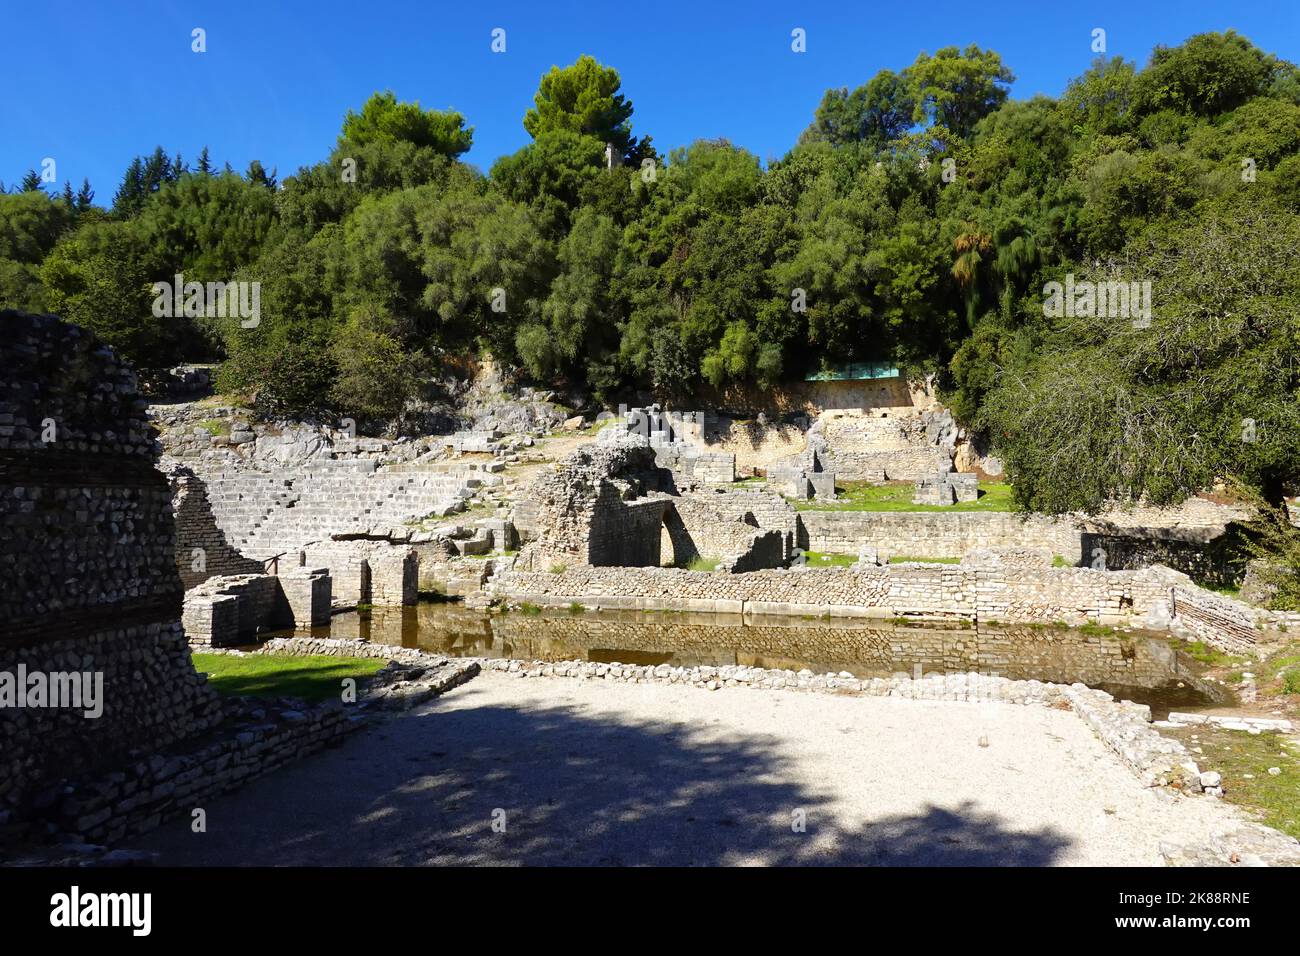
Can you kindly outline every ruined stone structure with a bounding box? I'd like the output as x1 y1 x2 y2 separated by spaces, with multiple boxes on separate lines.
170 465 264 588
496 563 1185 626
806 413 952 482
797 510 1085 563
913 471 979 505
0 311 223 826
601 405 735 486
517 439 671 569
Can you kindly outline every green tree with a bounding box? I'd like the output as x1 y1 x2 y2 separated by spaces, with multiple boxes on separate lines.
523 55 644 161
340 91 473 157
904 45 1015 138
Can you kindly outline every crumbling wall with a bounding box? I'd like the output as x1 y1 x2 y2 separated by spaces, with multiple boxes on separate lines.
169 464 264 588
798 510 1085 563
807 414 952 482
0 310 222 825
518 440 669 569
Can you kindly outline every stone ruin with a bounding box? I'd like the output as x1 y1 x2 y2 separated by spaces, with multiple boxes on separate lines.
515 435 790 574
913 471 979 506
766 449 836 501
600 404 735 486
0 310 224 834
517 438 671 569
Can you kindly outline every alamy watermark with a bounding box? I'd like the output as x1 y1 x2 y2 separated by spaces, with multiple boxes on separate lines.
1042 273 1152 328
0 664 103 718
151 273 260 328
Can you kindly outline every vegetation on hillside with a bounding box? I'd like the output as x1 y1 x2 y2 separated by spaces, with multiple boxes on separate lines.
2 35 1298 550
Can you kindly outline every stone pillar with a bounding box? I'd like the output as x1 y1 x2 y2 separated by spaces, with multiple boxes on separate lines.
279 568 332 627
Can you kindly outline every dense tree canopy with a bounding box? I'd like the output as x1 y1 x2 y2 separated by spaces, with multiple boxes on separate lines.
3 38 1300 533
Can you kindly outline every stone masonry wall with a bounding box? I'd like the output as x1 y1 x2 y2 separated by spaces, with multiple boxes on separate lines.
169 465 263 588
0 311 222 823
495 563 1182 625
798 510 1084 563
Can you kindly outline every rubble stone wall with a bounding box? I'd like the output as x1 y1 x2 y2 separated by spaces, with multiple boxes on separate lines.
798 510 1084 562
0 311 222 821
495 563 1181 624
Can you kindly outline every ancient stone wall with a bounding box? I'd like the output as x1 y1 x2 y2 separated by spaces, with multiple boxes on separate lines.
667 491 796 566
811 415 951 481
495 562 1181 625
1082 530 1240 585
518 440 669 569
0 311 222 822
798 510 1084 562
169 465 264 588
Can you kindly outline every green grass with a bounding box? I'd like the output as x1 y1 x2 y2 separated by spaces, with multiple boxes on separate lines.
1201 581 1244 600
802 551 858 568
791 479 1015 512
192 653 386 702
1170 638 1250 668
1167 727 1300 840
1051 554 1072 568
197 418 230 437
888 555 961 564
683 555 721 572
518 602 543 616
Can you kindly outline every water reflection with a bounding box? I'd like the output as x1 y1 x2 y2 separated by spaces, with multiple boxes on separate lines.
286 601 1230 715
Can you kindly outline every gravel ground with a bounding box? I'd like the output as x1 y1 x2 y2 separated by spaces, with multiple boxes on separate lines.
129 672 1238 866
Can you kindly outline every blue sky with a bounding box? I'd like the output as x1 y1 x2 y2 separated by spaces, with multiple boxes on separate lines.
3 0 1297 202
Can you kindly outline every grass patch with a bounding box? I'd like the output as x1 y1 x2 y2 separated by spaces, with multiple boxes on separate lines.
682 555 720 572
518 602 543 616
1051 554 1072 568
802 551 857 568
1167 727 1300 840
888 555 960 564
548 562 567 574
792 480 1015 513
197 418 230 437
1170 638 1250 668
568 601 587 614
192 652 385 702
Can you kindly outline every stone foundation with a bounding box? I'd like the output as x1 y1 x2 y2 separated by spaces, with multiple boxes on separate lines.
0 311 223 831
495 563 1182 625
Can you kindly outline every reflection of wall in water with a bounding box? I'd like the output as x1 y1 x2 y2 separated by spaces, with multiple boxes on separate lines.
348 606 1195 691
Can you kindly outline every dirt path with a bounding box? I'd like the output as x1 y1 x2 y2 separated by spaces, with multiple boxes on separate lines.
128 672 1240 866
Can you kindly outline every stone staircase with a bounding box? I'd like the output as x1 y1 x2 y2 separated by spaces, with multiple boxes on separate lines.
200 466 493 561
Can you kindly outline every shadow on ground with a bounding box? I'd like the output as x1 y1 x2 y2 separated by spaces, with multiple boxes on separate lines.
133 683 1073 866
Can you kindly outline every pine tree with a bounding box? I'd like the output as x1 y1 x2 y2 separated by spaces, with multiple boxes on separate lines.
196 146 212 174
20 169 44 192
75 178 95 213
245 159 277 190
112 156 145 215
61 180 75 207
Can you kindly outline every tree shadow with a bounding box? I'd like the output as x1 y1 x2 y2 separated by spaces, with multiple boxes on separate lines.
130 683 1074 866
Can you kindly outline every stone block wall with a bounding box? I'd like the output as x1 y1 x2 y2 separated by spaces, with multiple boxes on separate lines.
1081 530 1240 586
181 573 286 645
494 563 1179 625
811 415 951 481
798 510 1083 563
519 440 669 569
0 311 223 822
169 465 263 588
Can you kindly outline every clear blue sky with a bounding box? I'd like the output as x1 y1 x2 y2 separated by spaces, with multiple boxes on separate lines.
3 0 1297 202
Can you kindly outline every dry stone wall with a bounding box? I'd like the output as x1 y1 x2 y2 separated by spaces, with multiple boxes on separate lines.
798 510 1084 562
0 311 223 827
494 563 1181 625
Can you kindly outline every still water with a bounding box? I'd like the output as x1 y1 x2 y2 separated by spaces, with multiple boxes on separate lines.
280 601 1230 716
